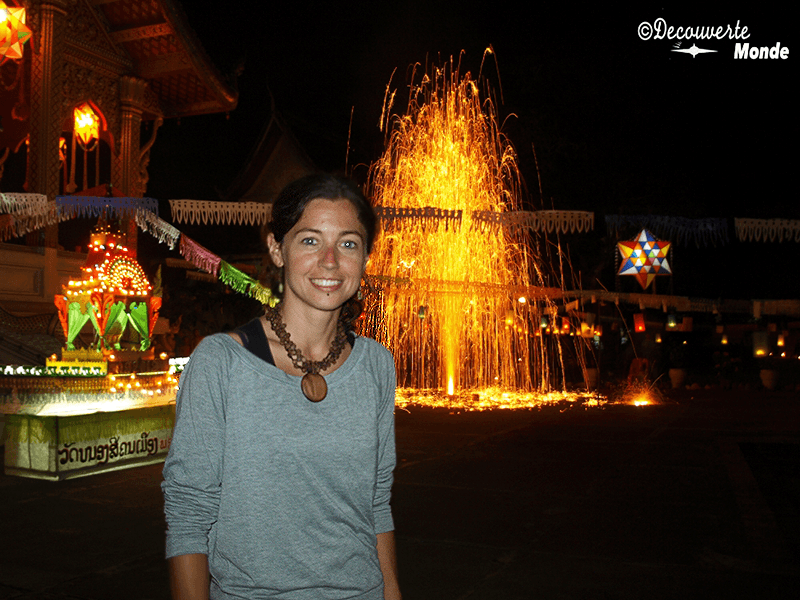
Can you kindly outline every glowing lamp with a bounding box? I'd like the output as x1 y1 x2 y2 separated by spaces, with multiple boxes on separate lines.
634 313 646 332
417 305 427 319
721 335 728 345
540 316 548 329
667 314 678 329
777 334 785 347
74 102 100 149
0 2 31 63
655 333 662 343
753 331 769 358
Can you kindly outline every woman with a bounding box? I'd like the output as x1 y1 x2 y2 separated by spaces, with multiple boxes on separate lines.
162 174 401 600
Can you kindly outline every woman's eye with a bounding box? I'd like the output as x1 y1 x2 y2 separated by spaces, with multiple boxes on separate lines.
341 240 358 249
301 237 317 245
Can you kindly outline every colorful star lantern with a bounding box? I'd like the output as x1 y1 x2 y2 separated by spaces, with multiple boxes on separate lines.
0 2 31 63
617 229 672 290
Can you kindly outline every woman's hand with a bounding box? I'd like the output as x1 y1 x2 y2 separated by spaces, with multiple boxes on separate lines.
377 531 402 600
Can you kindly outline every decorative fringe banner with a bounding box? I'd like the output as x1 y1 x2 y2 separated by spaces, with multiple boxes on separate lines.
376 207 594 235
250 282 279 307
0 192 49 215
56 196 159 219
218 261 278 307
375 206 463 231
132 207 278 307
218 261 252 294
135 209 180 249
535 210 595 234
471 210 594 235
735 218 800 243
0 192 63 239
605 214 728 247
169 200 272 226
179 236 221 276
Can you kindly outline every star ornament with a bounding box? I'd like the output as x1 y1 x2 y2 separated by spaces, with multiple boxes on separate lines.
0 3 32 63
617 229 672 290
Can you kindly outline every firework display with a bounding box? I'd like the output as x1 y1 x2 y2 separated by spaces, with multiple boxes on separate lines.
363 62 581 403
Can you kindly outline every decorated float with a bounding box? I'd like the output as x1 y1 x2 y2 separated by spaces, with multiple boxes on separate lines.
2 218 177 480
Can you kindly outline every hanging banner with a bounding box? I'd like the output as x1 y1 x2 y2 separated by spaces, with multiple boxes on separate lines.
376 206 463 230
169 200 272 226
135 208 180 249
606 214 728 247
734 218 800 243
56 196 159 219
0 192 62 239
470 210 594 234
0 192 49 215
179 235 221 276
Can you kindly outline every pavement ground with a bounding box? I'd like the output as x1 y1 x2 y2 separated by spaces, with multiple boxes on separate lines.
1 388 798 599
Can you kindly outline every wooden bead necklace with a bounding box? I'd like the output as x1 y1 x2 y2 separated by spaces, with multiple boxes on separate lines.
264 305 347 402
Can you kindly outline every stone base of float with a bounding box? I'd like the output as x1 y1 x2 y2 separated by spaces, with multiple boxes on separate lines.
3 404 175 481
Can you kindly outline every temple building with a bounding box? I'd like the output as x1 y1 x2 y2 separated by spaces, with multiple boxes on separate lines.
0 0 237 358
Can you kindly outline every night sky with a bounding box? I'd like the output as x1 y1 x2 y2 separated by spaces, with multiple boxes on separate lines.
145 3 795 299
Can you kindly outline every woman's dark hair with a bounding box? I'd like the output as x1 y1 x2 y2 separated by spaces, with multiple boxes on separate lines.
265 173 376 327
269 173 378 253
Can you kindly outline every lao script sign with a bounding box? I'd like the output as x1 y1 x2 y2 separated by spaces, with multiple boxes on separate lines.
57 428 172 471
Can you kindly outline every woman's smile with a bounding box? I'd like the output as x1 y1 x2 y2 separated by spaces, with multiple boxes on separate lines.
268 198 368 313
310 278 343 291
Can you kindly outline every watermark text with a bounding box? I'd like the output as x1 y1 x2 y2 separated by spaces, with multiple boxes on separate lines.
638 18 749 41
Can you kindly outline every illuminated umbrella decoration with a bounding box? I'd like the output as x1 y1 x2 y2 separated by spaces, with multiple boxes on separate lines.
55 224 158 351
0 2 31 63
617 229 672 290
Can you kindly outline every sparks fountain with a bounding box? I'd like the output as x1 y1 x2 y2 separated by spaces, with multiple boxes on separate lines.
361 60 598 410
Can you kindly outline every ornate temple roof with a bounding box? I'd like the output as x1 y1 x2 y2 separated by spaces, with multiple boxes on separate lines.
86 0 237 118
220 111 316 204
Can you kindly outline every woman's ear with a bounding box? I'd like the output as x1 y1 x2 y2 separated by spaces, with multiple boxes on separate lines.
266 233 284 268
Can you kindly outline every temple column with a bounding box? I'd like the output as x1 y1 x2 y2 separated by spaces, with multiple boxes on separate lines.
119 76 146 255
26 0 69 249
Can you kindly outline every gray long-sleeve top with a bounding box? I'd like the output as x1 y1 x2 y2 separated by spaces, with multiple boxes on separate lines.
162 333 397 599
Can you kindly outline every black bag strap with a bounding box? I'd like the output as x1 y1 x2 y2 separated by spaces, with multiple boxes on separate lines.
234 318 275 366
233 318 356 367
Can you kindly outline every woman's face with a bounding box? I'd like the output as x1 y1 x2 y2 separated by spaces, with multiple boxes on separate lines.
268 198 368 315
